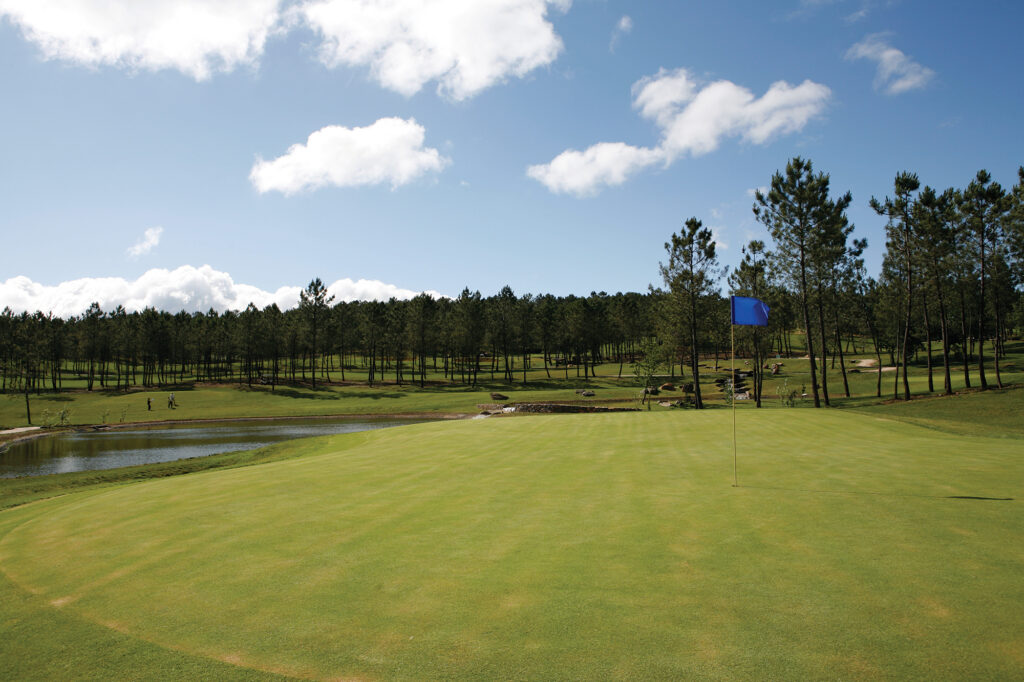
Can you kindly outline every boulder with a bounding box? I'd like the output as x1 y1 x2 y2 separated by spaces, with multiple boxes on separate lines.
580 390 596 397
659 383 675 391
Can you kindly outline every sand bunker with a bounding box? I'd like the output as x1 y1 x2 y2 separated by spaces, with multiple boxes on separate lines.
855 359 897 372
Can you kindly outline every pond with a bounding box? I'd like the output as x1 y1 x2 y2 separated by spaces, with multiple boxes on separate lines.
0 417 434 478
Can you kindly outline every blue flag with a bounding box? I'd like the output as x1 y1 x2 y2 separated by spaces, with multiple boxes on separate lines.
731 296 770 326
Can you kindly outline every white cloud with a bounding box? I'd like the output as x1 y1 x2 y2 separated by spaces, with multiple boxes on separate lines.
126 226 163 258
846 34 935 95
299 0 570 100
0 0 571 97
250 117 449 195
746 186 768 198
0 266 445 317
845 7 870 22
526 142 661 197
610 14 632 52
0 0 283 80
529 67 830 196
708 226 729 251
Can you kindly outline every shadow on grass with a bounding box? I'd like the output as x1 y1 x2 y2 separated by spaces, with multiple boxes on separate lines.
271 388 404 401
947 495 1014 501
738 485 1013 501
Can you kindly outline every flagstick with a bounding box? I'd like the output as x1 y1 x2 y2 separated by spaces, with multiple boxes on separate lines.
732 320 738 487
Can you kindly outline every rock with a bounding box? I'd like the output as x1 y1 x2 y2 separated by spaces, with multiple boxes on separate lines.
659 383 675 391
643 387 660 395
490 393 509 401
658 400 672 408
581 390 596 397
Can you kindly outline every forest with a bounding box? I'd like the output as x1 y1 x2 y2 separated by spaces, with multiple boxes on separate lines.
3 159 1022 408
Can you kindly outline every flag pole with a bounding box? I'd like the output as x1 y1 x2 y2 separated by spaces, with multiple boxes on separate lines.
731 305 738 487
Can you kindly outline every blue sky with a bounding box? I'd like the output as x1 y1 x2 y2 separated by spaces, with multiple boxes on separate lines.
1 0 1021 315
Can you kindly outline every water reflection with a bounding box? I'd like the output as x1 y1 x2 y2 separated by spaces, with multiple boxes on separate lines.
1 418 430 478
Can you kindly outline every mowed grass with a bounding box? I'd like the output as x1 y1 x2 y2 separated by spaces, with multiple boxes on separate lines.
2 409 1022 679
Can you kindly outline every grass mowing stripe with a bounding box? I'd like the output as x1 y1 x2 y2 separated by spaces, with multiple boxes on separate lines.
1 411 1022 679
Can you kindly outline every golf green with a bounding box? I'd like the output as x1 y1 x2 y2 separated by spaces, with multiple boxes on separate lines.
2 411 1022 679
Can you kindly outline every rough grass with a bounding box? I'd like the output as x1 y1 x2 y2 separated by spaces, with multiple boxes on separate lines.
2 407 1022 680
0 378 641 430
3 343 1021 430
850 384 1024 438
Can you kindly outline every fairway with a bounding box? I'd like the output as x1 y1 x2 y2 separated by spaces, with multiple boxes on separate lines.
2 411 1023 679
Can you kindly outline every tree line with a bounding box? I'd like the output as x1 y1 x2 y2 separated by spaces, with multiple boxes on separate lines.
2 158 1022 414
670 158 1024 408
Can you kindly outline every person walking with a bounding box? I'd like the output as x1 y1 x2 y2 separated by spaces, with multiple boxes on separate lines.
147 397 152 411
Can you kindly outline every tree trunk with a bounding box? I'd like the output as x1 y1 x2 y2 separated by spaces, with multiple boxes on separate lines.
992 290 1004 389
833 312 851 398
689 299 703 410
934 278 952 395
976 234 988 389
957 287 971 387
923 290 933 393
799 244 820 408
901 272 912 401
24 370 31 425
816 292 830 406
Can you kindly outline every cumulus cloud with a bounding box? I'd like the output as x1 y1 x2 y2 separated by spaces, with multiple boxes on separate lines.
250 117 449 195
299 0 570 100
0 0 571 97
126 226 163 258
526 142 661 197
846 34 935 94
529 67 830 196
0 266 445 317
0 0 283 80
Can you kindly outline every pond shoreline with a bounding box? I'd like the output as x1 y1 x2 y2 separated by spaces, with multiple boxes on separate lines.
2 413 463 480
0 411 471 452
